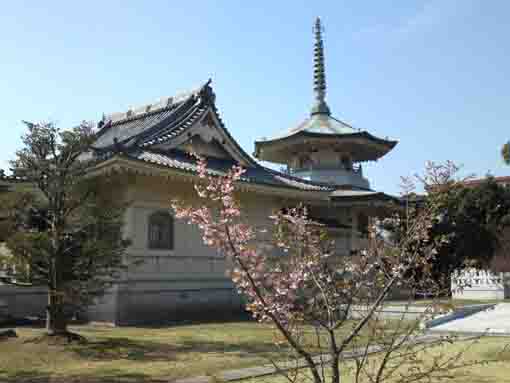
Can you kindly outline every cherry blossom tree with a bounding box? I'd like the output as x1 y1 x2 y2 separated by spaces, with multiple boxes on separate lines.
172 157 492 383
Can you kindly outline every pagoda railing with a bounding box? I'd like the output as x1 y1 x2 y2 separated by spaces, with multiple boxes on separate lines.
289 164 363 176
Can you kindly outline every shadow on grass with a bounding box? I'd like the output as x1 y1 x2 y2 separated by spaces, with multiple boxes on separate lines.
72 337 179 361
72 336 282 362
179 337 286 359
0 370 52 383
1 369 168 383
123 311 253 328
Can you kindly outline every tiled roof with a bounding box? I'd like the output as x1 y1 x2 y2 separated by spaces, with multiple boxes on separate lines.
93 81 212 150
126 149 334 192
93 103 183 149
256 112 397 146
330 190 381 198
330 189 401 203
253 113 398 164
267 114 357 141
125 149 401 199
139 102 208 147
92 80 257 167
461 176 510 187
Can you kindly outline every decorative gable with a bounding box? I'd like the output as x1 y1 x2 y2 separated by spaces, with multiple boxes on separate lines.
152 110 254 167
175 136 232 160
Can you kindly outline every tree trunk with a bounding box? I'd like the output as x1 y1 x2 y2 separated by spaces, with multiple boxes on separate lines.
46 290 68 335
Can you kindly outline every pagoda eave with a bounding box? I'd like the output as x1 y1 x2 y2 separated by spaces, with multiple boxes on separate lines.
254 132 397 164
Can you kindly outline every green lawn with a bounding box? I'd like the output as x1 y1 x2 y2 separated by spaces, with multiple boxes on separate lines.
0 322 281 382
0 320 379 383
248 337 510 383
2 321 507 383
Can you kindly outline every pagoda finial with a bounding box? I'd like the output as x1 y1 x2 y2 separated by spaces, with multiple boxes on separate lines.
311 17 330 116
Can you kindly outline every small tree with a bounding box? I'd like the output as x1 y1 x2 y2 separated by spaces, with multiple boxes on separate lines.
502 141 510 165
172 157 495 383
0 121 130 337
384 165 510 294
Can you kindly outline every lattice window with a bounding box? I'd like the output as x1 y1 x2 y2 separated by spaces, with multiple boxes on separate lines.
148 211 174 250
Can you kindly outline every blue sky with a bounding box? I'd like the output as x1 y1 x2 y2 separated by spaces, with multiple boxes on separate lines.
1 1 509 194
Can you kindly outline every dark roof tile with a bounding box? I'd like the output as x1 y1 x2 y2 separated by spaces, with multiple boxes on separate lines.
126 149 334 192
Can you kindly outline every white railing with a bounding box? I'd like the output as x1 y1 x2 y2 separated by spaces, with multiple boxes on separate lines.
451 268 510 299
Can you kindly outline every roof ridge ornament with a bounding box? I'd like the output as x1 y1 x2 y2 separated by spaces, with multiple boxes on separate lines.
311 17 331 116
199 78 216 104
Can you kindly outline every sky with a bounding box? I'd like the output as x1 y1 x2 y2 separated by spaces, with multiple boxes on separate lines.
0 0 509 194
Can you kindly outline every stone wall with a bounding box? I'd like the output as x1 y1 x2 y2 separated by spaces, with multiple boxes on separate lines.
115 280 244 325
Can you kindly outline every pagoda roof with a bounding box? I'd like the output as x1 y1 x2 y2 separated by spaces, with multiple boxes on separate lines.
254 114 398 164
255 113 397 147
255 17 397 164
268 113 357 139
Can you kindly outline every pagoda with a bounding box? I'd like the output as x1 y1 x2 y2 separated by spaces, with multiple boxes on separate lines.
254 17 397 189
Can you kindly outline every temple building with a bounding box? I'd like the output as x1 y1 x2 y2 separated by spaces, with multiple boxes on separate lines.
1 18 400 324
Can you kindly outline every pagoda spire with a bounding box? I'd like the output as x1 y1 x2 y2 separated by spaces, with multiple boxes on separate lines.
311 17 331 116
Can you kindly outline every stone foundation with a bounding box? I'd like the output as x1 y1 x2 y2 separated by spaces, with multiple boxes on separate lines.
1 280 245 326
0 285 48 318
111 279 244 325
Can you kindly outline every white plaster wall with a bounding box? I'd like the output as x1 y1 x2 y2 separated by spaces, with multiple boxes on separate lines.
310 149 340 167
123 177 282 279
108 175 293 324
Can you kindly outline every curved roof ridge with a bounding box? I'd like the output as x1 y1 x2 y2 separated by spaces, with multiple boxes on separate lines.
328 115 356 131
102 79 212 127
258 113 359 143
92 80 216 150
108 102 178 127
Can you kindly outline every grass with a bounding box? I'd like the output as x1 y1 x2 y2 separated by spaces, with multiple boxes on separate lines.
248 337 510 383
0 322 279 382
0 320 380 383
2 320 506 383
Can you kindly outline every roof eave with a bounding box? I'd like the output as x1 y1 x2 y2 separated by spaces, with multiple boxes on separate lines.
329 191 403 207
87 155 332 202
254 133 398 163
255 130 397 148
